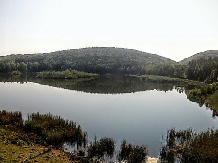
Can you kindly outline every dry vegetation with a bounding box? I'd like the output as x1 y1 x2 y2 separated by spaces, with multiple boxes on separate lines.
0 127 73 163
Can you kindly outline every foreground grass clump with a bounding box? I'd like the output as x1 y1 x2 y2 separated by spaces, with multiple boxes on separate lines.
0 110 23 127
36 69 99 79
0 110 116 162
117 140 148 163
0 110 89 162
24 112 87 148
0 110 87 148
160 128 218 163
88 137 115 161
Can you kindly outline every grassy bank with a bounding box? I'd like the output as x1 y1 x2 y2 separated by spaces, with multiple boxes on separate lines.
0 127 74 163
36 69 99 79
0 110 148 163
137 75 207 87
0 110 89 163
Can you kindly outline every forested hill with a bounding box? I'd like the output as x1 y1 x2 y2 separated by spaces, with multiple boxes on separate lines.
0 47 175 74
179 50 218 64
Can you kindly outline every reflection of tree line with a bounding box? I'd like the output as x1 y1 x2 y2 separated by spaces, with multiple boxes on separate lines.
0 74 27 83
0 74 175 93
32 76 218 117
186 82 218 117
59 75 175 94
0 74 217 116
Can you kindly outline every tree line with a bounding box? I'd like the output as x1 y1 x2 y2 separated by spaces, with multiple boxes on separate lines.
0 47 175 75
185 57 218 83
0 47 218 83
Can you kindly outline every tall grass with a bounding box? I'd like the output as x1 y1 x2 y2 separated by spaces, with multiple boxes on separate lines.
0 110 23 127
36 69 99 79
24 112 87 148
88 137 115 160
0 110 87 149
117 140 147 163
160 128 218 162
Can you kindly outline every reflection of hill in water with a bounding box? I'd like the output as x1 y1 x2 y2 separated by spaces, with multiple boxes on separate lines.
1 74 217 117
0 74 176 94
34 75 178 94
51 75 176 93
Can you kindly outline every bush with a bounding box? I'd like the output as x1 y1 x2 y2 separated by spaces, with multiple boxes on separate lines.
160 128 218 162
118 140 147 163
88 137 115 159
0 110 23 127
24 112 87 148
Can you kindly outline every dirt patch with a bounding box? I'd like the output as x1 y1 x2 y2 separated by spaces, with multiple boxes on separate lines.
147 157 158 163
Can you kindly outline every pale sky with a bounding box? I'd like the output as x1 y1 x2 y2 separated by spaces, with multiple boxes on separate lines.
0 0 217 61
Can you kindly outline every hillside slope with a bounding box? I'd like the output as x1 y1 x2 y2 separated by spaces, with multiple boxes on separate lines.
0 47 175 74
179 50 218 64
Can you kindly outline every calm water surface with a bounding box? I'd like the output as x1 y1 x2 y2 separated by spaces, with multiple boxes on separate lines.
0 77 218 157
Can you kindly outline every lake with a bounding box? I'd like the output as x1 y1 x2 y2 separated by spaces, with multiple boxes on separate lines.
0 75 218 157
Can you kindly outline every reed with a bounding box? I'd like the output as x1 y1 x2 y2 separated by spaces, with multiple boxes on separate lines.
160 128 218 162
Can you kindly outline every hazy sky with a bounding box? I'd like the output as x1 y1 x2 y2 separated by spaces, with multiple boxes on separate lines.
0 0 217 61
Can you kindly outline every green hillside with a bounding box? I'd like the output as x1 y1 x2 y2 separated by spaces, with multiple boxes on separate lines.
0 47 175 75
179 50 218 64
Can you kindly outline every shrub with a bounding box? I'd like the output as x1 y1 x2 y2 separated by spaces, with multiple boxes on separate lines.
88 137 115 159
0 110 23 127
24 112 87 148
160 128 218 162
118 139 147 163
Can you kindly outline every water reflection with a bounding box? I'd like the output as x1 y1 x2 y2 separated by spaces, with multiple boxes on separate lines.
0 74 176 93
0 74 218 157
0 74 217 117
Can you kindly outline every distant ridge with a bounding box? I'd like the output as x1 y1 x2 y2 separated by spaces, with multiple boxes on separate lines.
179 50 218 64
1 47 217 75
0 47 176 74
45 47 175 64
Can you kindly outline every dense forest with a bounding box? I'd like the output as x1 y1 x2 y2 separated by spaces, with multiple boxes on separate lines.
144 50 218 83
0 47 175 75
179 50 218 64
0 47 218 84
185 57 218 83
